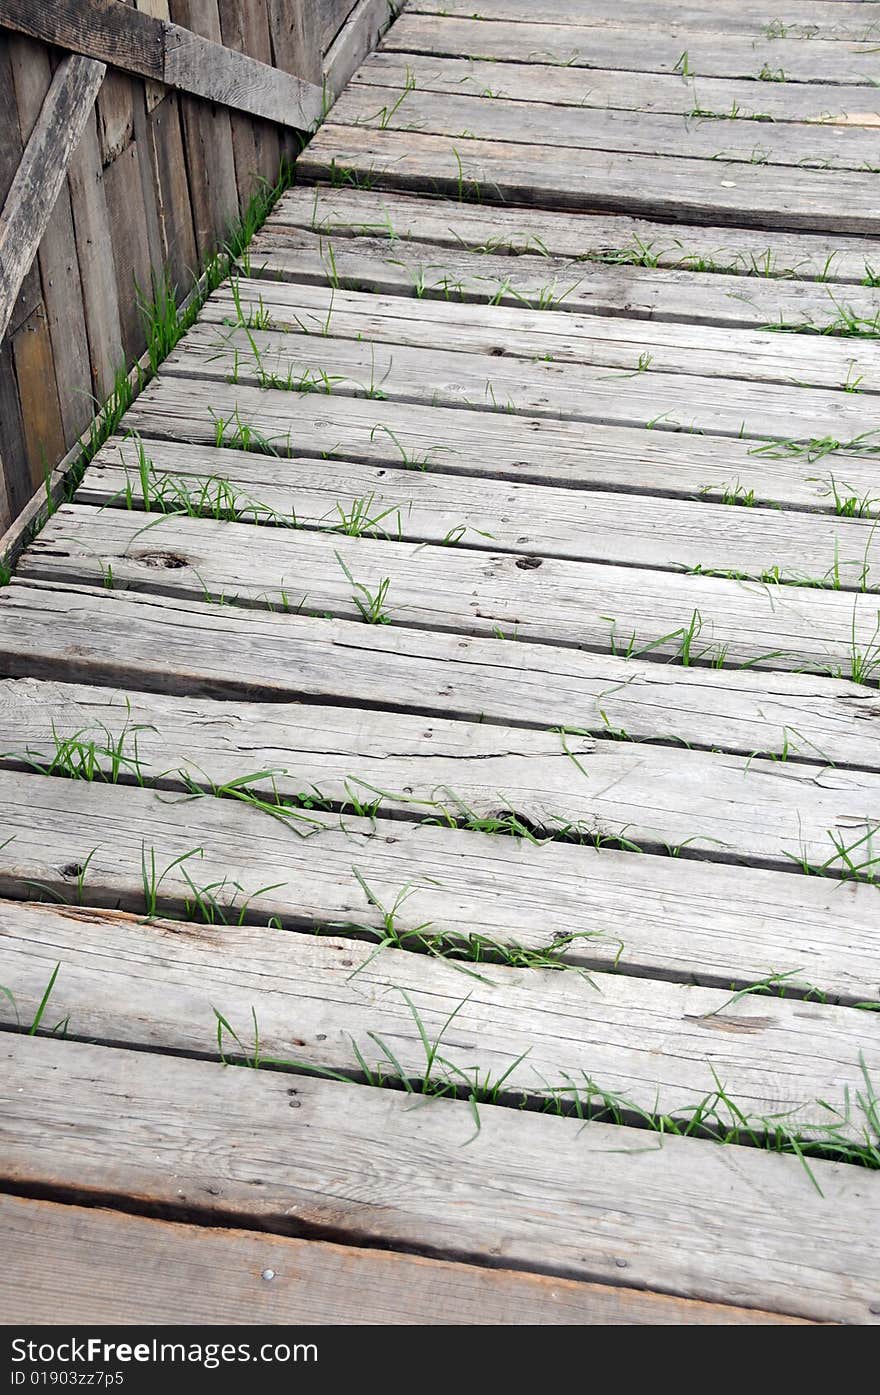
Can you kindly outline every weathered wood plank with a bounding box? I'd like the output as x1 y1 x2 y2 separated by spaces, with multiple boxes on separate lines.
121 375 880 513
0 52 106 341
2 579 879 772
249 225 880 331
4 676 880 873
0 769 876 1000
2 1034 878 1322
0 0 324 128
2 896 877 1133
383 13 880 85
7 38 95 444
272 184 880 286
357 50 880 123
406 1 879 43
18 502 880 678
334 82 880 173
66 106 125 400
325 0 397 101
299 124 880 233
163 320 880 448
4 1195 791 1326
204 279 880 394
80 436 880 594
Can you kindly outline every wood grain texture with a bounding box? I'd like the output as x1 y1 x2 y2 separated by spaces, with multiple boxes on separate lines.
249 224 880 331
2 895 877 1132
0 0 324 127
81 434 880 593
2 1033 878 1322
272 184 880 285
406 1 878 43
334 82 880 173
120 373 880 514
163 319 880 449
0 51 106 340
357 49 880 123
0 769 876 1000
325 0 396 100
3 1195 795 1325
20 501 880 678
203 279 880 393
299 124 880 233
4 675 880 874
384 13 880 85
2 578 879 774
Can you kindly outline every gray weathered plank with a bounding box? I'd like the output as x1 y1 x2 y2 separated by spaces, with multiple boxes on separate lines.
325 0 397 101
2 580 879 771
299 124 880 233
406 1 879 43
334 82 880 172
0 771 877 1000
0 52 106 341
203 279 880 394
357 50 880 123
163 319 880 447
18 503 880 678
114 375 880 513
272 185 880 286
80 435 880 592
0 0 324 128
2 1034 878 1322
2 897 877 1133
3 1195 791 1325
4 676 880 872
249 224 880 331
383 13 880 85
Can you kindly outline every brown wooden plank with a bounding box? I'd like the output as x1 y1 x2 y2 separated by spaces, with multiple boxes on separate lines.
2 1033 878 1322
67 107 126 399
1 1195 798 1325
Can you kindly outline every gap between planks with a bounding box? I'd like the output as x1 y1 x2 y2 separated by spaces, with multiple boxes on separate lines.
1 1195 797 1326
2 1033 878 1323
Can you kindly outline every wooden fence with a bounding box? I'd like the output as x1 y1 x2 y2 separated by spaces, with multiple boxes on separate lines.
0 0 394 533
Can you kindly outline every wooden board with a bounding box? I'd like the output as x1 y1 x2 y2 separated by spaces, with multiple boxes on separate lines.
20 502 880 678
383 13 880 86
405 1 878 43
0 770 876 1000
3 1034 878 1322
0 52 105 340
272 184 880 286
2 1195 793 1325
120 375 880 514
4 676 880 872
299 124 880 233
80 436 880 593
357 49 880 123
163 320 880 447
203 279 880 394
2 896 877 1133
249 225 880 331
333 82 880 173
2 579 880 774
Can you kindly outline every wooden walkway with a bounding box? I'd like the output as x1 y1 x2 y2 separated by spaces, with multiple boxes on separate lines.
2 1 880 1325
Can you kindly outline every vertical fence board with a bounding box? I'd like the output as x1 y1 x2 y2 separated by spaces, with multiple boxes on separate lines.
7 36 94 444
67 108 125 399
169 0 239 253
147 91 198 297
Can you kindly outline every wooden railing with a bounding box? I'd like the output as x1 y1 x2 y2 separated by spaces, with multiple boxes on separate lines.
0 0 395 532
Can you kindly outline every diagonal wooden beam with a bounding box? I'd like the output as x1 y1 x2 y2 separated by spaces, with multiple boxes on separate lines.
0 0 325 130
0 52 106 343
